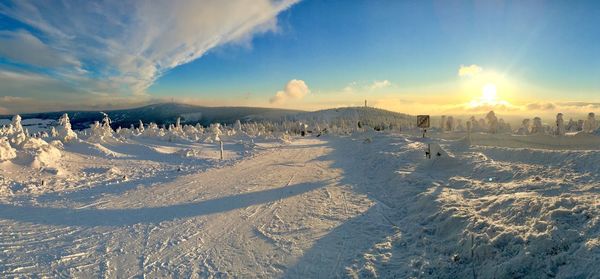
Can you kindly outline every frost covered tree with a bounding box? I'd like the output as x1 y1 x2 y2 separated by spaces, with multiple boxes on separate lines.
57 113 78 143
517 119 531 135
204 123 222 142
566 118 578 132
89 114 115 141
4 115 28 146
466 121 472 142
11 115 23 134
498 119 511 133
584 112 597 133
50 127 59 138
446 116 455 132
0 137 17 161
485 111 498 134
440 115 447 130
556 113 565 136
234 120 242 132
531 117 544 134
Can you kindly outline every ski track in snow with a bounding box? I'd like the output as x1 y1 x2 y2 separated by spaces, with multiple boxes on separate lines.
1 134 600 278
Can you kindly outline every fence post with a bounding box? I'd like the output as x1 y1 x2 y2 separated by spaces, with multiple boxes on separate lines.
219 140 224 160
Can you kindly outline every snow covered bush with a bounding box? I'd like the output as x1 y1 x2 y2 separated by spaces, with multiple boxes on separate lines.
20 137 62 169
142 122 165 138
88 114 115 142
0 137 17 161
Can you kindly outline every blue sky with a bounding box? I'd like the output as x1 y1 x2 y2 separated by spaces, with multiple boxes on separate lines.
1 0 599 115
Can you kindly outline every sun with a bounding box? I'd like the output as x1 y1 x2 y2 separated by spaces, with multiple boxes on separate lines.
467 82 511 109
482 83 497 102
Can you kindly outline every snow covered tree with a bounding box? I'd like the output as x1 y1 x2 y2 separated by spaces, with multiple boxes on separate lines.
234 120 242 132
440 115 446 130
566 118 578 132
89 114 115 141
11 115 23 134
556 113 565 136
485 111 498 134
531 117 543 134
445 116 454 132
517 119 531 135
0 137 17 161
56 113 78 143
466 120 472 143
584 112 597 133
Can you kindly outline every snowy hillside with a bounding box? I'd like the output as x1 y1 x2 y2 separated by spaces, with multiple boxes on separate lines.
0 103 303 130
294 107 414 131
1 112 599 277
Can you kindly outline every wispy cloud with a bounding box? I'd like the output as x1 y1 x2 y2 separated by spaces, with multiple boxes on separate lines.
270 79 310 104
0 0 299 106
458 64 483 77
343 80 393 93
556 102 600 109
526 102 556 110
369 80 392 90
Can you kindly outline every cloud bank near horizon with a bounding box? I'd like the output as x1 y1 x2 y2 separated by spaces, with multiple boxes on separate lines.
0 0 298 113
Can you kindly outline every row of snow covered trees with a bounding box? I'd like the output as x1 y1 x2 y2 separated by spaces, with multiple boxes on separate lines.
3 109 407 163
439 111 511 134
0 115 64 165
439 111 600 135
514 112 598 135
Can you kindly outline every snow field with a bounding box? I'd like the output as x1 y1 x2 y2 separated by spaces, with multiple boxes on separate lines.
0 112 599 277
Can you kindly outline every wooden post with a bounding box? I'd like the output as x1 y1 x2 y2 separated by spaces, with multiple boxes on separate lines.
219 140 224 160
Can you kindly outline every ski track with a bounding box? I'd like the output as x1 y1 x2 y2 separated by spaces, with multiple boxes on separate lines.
0 138 364 278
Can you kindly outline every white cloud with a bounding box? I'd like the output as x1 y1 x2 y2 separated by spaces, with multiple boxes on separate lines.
0 30 80 68
343 80 393 93
0 0 299 97
458 64 483 77
270 79 310 104
369 80 392 90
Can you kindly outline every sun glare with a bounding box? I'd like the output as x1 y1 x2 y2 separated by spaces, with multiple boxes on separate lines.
467 82 512 109
482 83 497 102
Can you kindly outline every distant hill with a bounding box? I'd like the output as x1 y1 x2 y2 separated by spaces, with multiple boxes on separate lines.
0 104 415 130
294 107 415 129
0 103 303 130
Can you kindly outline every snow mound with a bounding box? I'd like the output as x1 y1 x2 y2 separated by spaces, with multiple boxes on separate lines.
176 148 202 158
0 137 17 161
20 137 62 169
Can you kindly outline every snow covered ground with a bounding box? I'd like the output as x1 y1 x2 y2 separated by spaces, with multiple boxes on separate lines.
1 126 600 277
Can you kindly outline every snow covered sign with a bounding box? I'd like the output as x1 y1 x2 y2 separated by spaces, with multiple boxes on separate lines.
417 115 430 128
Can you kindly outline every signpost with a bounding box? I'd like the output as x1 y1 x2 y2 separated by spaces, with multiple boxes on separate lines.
417 115 431 158
417 115 430 137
